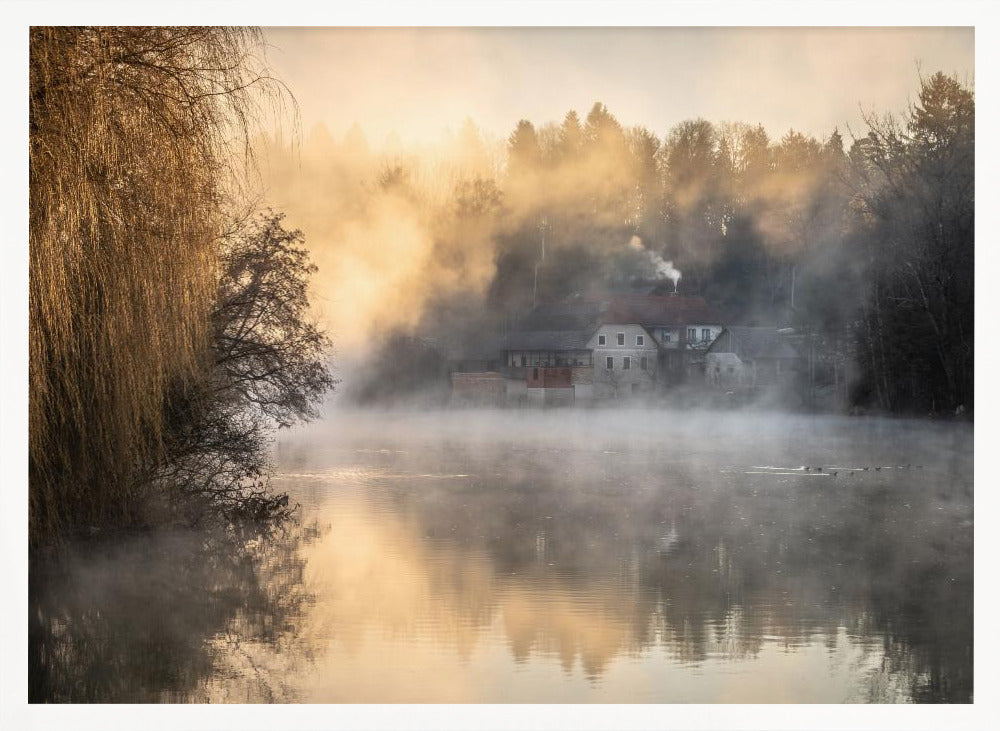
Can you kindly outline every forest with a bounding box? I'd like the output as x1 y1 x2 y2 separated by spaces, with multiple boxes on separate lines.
28 26 973 545
23 27 975 713
260 75 972 416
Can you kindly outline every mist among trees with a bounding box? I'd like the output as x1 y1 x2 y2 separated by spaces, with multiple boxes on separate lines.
265 74 972 416
24 26 974 709
27 25 973 545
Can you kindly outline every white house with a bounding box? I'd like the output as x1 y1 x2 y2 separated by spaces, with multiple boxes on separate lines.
587 323 658 398
490 294 728 405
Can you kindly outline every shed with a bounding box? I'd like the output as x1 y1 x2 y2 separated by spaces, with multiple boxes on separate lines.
705 327 801 388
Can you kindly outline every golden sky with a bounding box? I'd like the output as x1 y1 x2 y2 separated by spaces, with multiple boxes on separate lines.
264 27 973 146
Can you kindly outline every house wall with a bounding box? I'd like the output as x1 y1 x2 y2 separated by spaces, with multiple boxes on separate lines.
544 388 575 407
753 358 798 387
651 324 722 349
588 324 658 397
505 350 591 367
450 372 506 406
651 326 681 349
706 352 745 388
526 366 573 388
688 324 723 346
523 386 576 406
705 353 799 389
658 349 685 385
505 379 527 397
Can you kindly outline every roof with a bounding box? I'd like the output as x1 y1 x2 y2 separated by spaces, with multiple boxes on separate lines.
513 300 605 332
438 334 506 361
602 294 726 327
502 330 593 351
500 293 726 352
502 299 604 352
707 327 800 360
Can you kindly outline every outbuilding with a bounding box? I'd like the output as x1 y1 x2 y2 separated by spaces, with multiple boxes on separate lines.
705 326 801 389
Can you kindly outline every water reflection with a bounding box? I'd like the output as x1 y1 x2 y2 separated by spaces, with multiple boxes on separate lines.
29 520 321 702
30 412 973 703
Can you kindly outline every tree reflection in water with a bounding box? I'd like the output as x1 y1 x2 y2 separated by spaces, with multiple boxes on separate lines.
341 464 970 701
275 413 971 703
29 413 973 703
29 518 321 703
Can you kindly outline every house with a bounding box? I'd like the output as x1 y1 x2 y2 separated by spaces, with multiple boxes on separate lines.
601 294 726 384
705 326 801 390
588 322 658 398
502 329 594 405
491 292 726 403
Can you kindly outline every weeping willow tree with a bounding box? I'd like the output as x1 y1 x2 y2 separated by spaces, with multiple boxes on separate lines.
29 28 287 542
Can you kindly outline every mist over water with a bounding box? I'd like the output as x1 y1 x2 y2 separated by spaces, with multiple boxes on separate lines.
24 26 975 712
30 410 972 703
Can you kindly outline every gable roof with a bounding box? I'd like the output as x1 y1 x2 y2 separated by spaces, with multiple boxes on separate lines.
602 294 725 327
439 334 507 361
503 299 604 352
707 326 800 360
513 300 606 332
501 293 727 353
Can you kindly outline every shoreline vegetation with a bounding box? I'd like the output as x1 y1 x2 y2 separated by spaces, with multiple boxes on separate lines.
28 27 973 547
29 27 334 547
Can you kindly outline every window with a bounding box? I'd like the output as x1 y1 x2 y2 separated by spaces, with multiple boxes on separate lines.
606 356 614 370
640 356 648 371
631 383 639 393
687 328 696 342
519 354 525 367
702 328 711 342
598 334 606 346
636 334 644 346
623 356 631 370
617 332 625 346
532 367 539 379
663 330 672 343
727 366 735 374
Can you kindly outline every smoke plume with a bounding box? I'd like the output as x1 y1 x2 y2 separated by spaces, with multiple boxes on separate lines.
628 235 681 291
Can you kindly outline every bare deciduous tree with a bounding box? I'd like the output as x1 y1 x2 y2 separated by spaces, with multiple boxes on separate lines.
155 212 335 525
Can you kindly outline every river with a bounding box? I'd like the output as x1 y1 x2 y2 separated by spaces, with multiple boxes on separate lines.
29 409 973 703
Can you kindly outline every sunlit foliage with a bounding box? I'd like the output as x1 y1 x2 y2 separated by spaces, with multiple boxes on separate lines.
29 28 290 541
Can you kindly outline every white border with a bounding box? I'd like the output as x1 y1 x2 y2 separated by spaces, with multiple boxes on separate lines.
2 3 997 730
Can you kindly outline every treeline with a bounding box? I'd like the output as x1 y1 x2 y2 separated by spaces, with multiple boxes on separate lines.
29 28 333 545
495 105 851 317
345 73 972 415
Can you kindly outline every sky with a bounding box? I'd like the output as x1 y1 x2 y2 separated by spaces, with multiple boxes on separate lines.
263 27 974 146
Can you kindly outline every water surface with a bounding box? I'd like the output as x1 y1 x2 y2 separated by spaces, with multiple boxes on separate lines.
30 410 973 703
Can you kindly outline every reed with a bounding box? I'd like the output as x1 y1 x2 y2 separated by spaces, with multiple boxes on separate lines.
29 28 281 543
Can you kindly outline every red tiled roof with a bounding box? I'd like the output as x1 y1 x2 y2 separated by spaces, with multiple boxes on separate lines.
601 294 726 327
